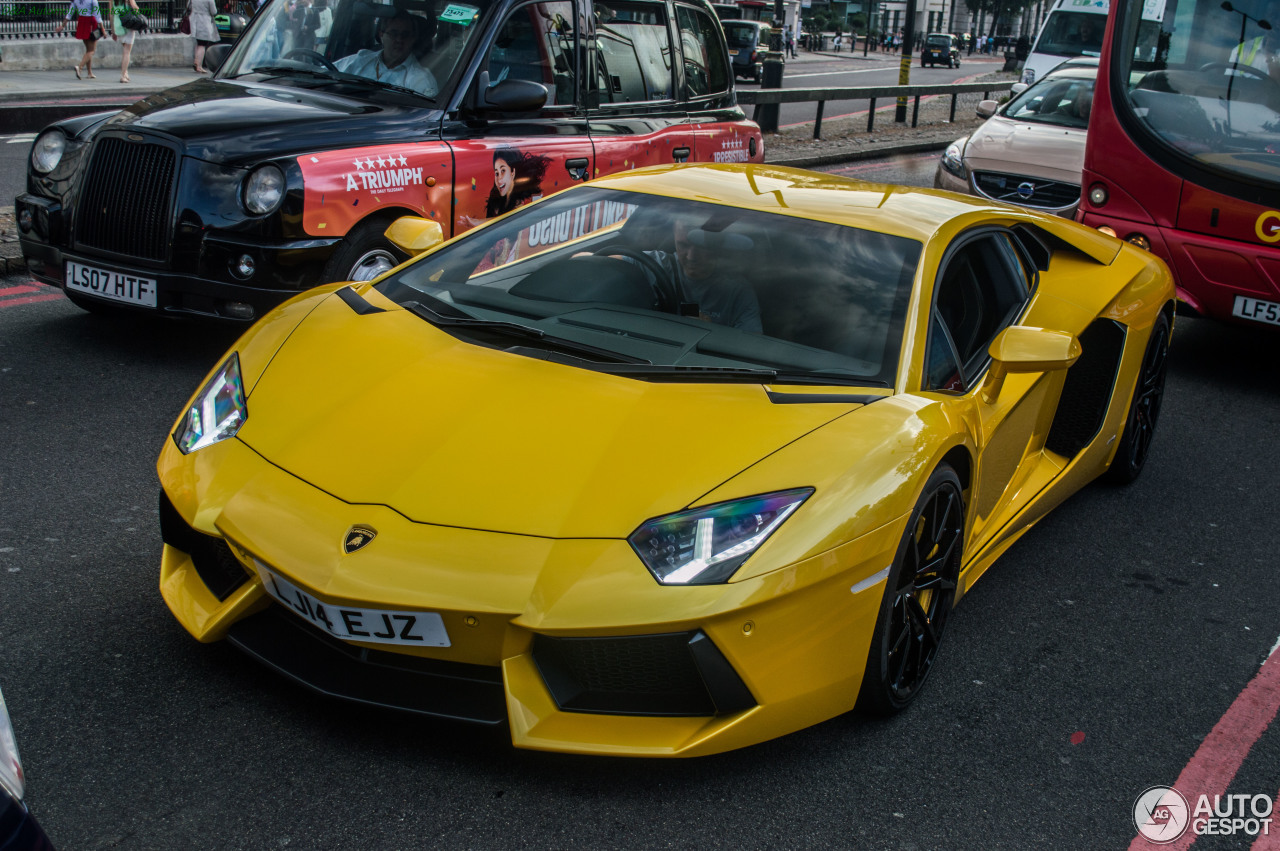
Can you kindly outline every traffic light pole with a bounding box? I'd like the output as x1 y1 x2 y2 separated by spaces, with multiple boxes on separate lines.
894 0 917 122
756 0 787 132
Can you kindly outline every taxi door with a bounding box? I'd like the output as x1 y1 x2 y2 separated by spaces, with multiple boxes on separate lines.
443 0 595 238
584 0 700 177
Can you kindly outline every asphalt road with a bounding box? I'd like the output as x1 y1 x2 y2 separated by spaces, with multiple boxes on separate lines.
2 159 1279 850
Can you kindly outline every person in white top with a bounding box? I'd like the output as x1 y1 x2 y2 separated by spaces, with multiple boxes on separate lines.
335 11 439 96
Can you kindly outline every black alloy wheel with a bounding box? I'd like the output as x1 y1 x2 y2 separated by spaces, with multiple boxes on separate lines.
1105 311 1171 484
857 464 964 715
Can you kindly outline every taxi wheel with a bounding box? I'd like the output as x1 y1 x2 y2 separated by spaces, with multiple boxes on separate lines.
1105 311 1171 485
323 218 407 284
857 463 963 716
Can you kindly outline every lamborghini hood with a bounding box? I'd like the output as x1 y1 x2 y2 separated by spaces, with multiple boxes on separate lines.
236 294 865 539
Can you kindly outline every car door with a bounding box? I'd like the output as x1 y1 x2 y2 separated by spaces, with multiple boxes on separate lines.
922 229 1060 554
444 0 595 237
675 2 760 164
584 0 700 174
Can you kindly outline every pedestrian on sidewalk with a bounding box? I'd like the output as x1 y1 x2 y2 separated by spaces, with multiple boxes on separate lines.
785 25 796 58
56 0 106 79
185 0 218 73
109 0 142 83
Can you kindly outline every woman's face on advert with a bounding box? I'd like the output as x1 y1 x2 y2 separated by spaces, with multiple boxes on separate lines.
494 159 514 196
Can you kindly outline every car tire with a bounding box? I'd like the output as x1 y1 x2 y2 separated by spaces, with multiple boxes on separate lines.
857 462 963 716
1104 311 1171 485
322 217 407 284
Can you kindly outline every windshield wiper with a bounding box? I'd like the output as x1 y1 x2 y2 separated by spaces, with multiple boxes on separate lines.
595 364 890 387
249 65 339 80
405 301 649 364
326 74 432 99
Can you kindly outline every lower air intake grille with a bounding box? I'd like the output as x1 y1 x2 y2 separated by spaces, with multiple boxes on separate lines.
158 489 249 601
77 136 176 261
533 630 755 716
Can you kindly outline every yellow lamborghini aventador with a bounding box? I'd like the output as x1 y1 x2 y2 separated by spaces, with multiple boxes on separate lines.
157 164 1174 756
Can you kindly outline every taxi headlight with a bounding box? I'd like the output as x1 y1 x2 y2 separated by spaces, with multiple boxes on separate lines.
174 352 247 454
629 489 812 585
941 139 967 177
30 129 66 175
243 164 285 215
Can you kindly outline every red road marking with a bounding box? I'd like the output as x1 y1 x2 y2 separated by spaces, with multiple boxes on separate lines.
1252 790 1280 850
1070 731 1086 745
0 285 42 297
1130 641 1280 849
0 293 64 308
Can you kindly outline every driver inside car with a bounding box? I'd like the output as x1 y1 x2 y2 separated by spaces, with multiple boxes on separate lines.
335 10 439 96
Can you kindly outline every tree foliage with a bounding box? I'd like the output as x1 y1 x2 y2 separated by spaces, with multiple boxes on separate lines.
965 0 1036 34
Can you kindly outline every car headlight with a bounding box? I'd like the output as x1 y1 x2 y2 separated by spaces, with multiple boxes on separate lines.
1022 67 1035 84
30 129 66 175
174 352 247 454
243 164 285 215
629 488 813 585
941 139 967 178
0 687 25 803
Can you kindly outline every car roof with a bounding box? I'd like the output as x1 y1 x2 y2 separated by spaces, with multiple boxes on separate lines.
586 163 1017 243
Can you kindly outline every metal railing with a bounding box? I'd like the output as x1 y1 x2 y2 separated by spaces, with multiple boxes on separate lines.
0 0 179 37
738 81 1004 139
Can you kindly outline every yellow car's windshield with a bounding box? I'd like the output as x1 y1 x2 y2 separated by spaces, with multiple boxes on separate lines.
378 187 921 387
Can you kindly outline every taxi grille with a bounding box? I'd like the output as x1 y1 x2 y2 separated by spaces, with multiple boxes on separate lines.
77 136 176 262
972 171 1080 211
533 631 755 717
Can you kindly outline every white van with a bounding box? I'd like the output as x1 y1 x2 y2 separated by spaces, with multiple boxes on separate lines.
1021 0 1164 85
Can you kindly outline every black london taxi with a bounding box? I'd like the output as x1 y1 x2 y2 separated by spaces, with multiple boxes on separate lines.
921 32 960 67
17 0 763 321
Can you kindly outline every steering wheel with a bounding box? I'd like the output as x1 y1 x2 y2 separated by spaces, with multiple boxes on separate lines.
1199 61 1278 84
594 247 679 312
283 49 340 73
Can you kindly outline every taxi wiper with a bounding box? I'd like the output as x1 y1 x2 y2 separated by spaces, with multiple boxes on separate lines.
329 75 432 99
249 65 339 80
404 301 649 364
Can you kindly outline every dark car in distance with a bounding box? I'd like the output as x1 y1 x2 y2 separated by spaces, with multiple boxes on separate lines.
922 32 960 67
722 19 770 81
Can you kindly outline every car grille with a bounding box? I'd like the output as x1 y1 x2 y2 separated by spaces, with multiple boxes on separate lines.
77 136 176 262
158 489 250 601
533 631 755 717
226 606 507 724
972 171 1080 211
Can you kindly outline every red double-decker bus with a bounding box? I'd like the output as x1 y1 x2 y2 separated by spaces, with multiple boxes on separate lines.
1079 0 1280 328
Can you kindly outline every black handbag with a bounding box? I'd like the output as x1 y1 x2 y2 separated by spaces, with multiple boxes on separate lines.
121 11 147 30
89 24 106 39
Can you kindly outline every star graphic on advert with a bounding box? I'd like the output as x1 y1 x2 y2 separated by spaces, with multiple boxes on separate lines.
376 156 386 168
365 157 376 170
398 154 408 166
354 159 365 170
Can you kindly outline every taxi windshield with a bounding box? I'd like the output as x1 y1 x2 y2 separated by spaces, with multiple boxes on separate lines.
220 0 499 101
376 187 920 387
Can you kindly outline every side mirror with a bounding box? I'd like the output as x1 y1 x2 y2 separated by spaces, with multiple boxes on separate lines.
976 99 999 119
1009 82 1029 95
483 78 549 112
981 326 1081 403
204 43 232 73
385 216 445 257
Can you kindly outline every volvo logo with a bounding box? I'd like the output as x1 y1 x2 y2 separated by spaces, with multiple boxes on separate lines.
1017 181 1036 200
343 526 377 553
